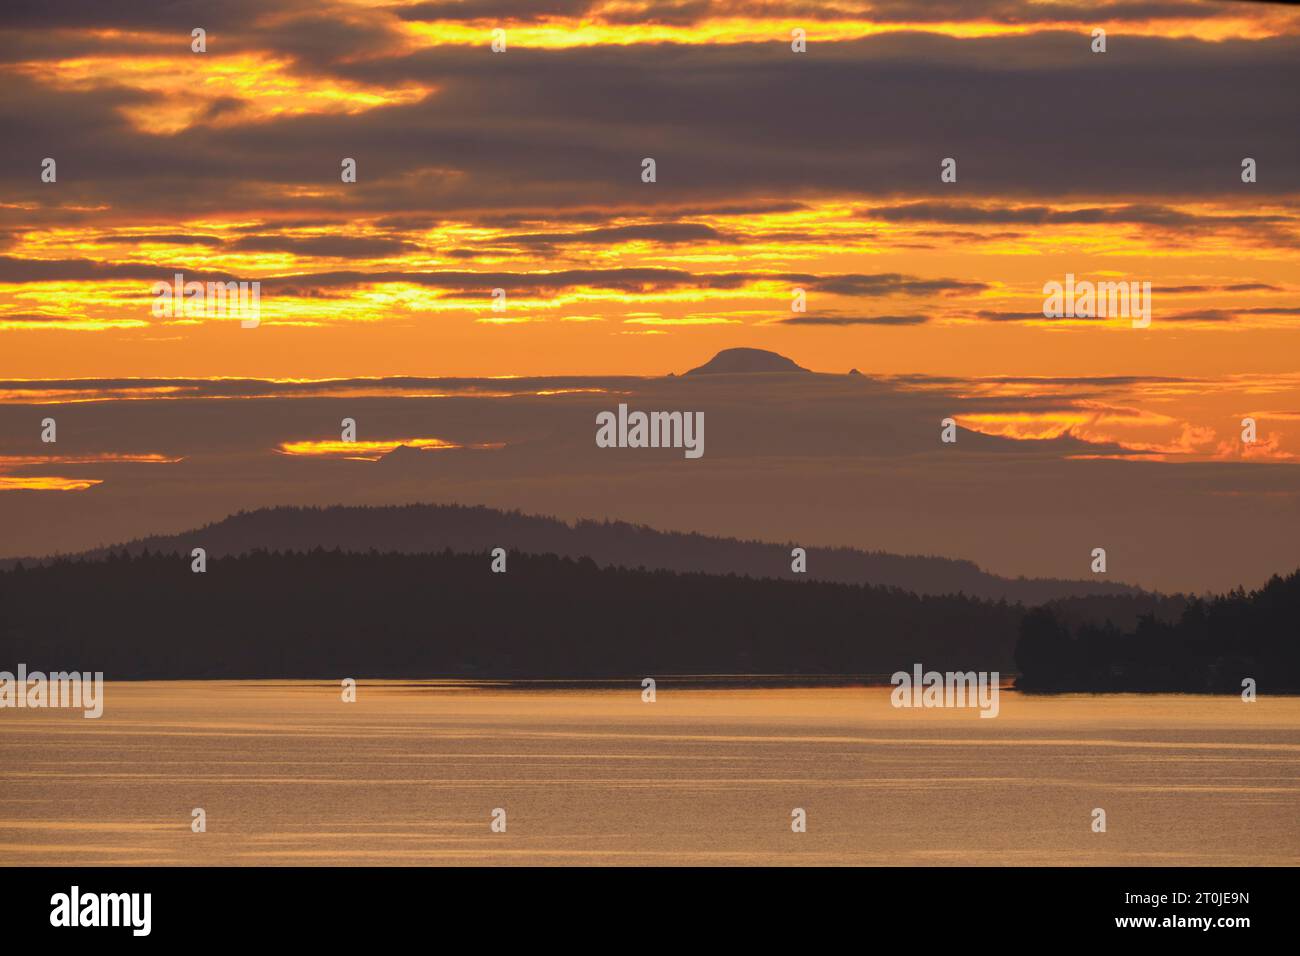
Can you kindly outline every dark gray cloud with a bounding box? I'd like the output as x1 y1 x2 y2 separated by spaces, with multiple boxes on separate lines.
3 31 1298 231
495 223 732 248
0 256 240 284
227 235 419 257
229 219 348 233
0 374 640 400
974 310 1090 322
225 13 404 67
0 0 313 30
778 314 931 326
391 0 1241 27
796 274 985 296
394 0 598 22
1163 282 1285 294
1162 309 1240 322
861 202 1295 228
1160 306 1300 322
90 234 226 246
886 372 1189 387
972 303 1300 324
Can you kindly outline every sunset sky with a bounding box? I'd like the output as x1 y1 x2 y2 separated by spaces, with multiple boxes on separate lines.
1 0 1298 591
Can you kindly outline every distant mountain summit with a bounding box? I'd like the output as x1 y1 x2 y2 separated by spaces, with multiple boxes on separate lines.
379 443 428 464
684 348 809 375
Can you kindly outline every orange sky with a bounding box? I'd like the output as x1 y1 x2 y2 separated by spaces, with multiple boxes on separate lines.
3 0 1299 467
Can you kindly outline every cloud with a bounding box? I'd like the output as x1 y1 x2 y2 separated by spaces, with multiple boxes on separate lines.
778 314 931 326
495 223 732 248
1162 282 1286 294
795 274 986 297
970 306 1300 325
227 235 419 257
89 234 226 246
395 0 598 23
861 202 1295 229
0 256 240 283
1163 306 1300 323
4 32 1299 231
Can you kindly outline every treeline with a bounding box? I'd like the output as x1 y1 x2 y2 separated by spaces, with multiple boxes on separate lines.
0 548 1027 679
5 549 1289 686
1016 570 1300 693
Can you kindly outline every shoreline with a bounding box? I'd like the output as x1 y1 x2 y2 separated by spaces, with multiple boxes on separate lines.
31 674 1300 695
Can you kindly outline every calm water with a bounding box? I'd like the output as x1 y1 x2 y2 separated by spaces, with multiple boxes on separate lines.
1 682 1297 866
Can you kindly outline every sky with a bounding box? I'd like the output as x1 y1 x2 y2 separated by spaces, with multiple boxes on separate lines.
0 0 1298 592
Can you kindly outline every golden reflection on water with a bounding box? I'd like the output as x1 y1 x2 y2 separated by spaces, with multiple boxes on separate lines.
1 682 1297 866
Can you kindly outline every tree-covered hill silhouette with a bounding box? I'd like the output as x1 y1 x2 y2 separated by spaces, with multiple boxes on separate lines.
0 548 1027 679
1 503 1163 605
2 548 1287 687
1016 570 1300 693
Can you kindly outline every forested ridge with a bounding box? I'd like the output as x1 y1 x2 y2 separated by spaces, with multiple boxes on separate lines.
0 548 1022 679
2 548 1291 690
1016 570 1300 692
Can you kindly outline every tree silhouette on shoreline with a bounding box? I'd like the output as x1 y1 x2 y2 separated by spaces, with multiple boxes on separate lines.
1015 571 1300 693
2 548 1292 690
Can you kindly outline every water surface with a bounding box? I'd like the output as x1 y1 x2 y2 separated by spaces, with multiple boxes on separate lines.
2 682 1296 865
